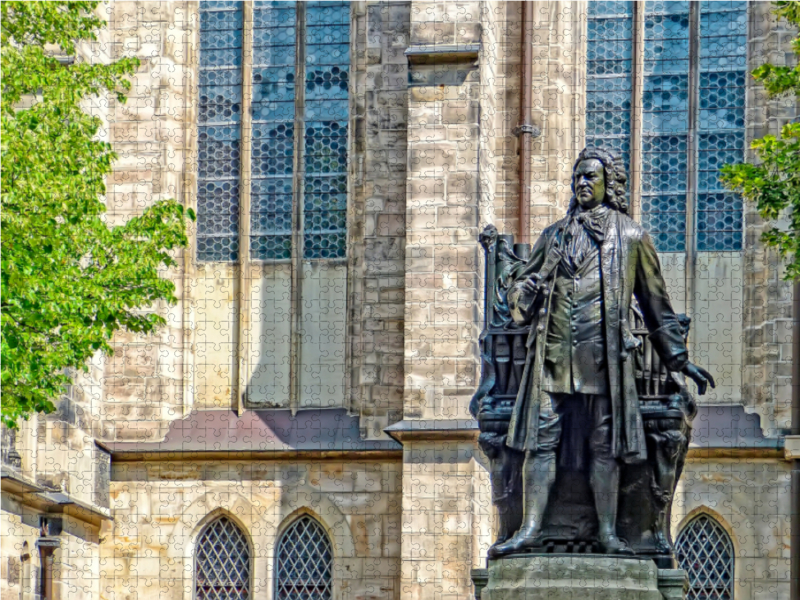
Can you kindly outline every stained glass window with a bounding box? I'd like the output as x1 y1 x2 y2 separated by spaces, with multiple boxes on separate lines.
585 1 746 253
195 517 251 600
197 2 243 262
697 1 746 251
249 1 296 261
275 516 333 600
676 514 735 600
197 2 350 262
303 1 349 260
642 0 690 252
586 1 633 183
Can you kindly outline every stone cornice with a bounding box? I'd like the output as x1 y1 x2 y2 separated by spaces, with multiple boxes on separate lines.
1 466 112 526
384 419 480 444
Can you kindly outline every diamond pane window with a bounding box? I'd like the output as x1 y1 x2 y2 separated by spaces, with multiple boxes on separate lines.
275 516 333 600
195 517 251 600
676 515 734 600
197 2 350 262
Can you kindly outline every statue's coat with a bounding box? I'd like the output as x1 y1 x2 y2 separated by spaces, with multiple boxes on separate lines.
506 210 688 462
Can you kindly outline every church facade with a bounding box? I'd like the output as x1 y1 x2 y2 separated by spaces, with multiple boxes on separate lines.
2 2 797 600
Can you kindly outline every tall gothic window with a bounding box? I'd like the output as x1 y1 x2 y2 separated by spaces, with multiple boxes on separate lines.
195 517 251 600
275 516 333 600
197 1 350 262
586 1 747 252
675 514 735 600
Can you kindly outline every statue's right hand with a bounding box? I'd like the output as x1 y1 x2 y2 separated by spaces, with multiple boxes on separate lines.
519 275 540 295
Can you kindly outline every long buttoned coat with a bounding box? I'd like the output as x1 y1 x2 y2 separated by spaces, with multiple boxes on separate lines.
506 209 688 463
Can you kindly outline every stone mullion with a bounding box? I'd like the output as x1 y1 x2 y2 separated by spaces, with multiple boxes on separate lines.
236 1 254 414
685 1 701 325
289 2 307 413
630 1 646 223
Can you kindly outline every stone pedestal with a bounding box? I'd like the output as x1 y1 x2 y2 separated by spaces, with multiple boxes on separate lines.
473 555 684 600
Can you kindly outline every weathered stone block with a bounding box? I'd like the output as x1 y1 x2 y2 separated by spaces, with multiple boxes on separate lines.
481 556 663 600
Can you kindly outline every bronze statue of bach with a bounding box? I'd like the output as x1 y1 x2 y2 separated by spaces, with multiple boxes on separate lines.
489 147 715 557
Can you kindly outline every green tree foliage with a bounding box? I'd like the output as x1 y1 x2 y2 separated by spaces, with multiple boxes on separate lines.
1 2 195 427
722 1 800 279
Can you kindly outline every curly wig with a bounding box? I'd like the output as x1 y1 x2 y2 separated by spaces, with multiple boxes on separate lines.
568 146 629 215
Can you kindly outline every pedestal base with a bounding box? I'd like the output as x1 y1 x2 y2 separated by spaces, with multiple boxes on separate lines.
474 555 684 600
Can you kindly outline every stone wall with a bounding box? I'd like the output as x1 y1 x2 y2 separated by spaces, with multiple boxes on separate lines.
2 497 103 600
741 2 799 434
106 458 402 600
2 3 799 600
99 0 193 436
350 1 410 438
675 457 792 600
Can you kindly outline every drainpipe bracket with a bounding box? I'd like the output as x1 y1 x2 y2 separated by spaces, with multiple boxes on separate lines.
513 124 540 137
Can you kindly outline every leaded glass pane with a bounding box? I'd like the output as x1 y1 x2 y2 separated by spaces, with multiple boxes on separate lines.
275 516 333 600
676 515 734 600
198 3 243 261
195 517 251 600
199 1 349 262
641 0 690 252
697 2 746 250
586 1 633 197
250 2 297 260
303 1 349 260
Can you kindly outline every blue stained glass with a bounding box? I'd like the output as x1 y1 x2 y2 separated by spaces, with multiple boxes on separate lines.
303 6 349 260
200 69 241 87
200 28 242 50
201 1 241 10
306 25 349 45
586 3 633 191
588 17 634 40
253 44 295 67
697 4 746 250
253 7 295 28
641 0 691 252
252 178 293 197
588 1 633 17
645 1 689 14
701 10 747 36
250 235 291 260
200 11 242 32
306 175 347 195
306 44 350 66
700 0 746 12
306 1 349 25
250 3 297 260
198 4 243 261
198 1 349 262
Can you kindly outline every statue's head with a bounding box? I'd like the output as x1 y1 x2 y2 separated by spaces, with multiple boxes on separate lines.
569 147 628 214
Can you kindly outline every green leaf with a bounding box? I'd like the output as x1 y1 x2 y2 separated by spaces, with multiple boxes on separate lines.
1 2 192 428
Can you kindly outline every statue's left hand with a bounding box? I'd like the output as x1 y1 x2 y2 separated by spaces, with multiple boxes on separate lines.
681 362 716 395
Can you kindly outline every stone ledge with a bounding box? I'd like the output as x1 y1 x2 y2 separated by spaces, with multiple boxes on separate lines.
384 418 479 443
1 466 112 527
405 44 480 64
784 435 800 460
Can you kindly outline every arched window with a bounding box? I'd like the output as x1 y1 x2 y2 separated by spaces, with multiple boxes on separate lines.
676 514 735 600
195 516 251 600
275 515 333 600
